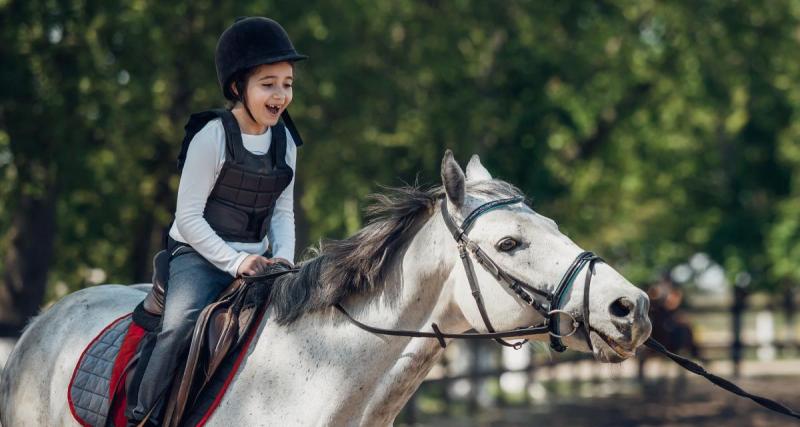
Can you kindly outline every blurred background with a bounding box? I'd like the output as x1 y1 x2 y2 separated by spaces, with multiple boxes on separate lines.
2 0 800 425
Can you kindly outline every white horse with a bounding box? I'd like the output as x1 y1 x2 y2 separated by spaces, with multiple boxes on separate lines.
0 152 651 426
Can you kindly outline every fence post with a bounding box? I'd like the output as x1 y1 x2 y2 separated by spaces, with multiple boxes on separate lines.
784 287 796 356
441 354 451 416
524 347 534 405
467 340 479 415
404 392 417 424
495 345 507 408
731 282 748 377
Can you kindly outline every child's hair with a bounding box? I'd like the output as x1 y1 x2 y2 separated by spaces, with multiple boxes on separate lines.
224 66 259 122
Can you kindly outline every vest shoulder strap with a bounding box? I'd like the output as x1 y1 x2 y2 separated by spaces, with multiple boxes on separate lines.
215 109 246 165
272 120 288 168
177 109 245 171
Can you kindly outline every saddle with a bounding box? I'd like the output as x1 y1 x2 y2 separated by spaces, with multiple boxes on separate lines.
131 249 294 427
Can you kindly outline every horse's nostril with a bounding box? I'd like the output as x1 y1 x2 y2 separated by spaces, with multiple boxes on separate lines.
609 297 633 318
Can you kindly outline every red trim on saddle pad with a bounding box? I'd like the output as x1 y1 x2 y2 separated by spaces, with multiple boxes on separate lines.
67 313 135 427
108 321 146 427
196 307 267 426
70 308 268 426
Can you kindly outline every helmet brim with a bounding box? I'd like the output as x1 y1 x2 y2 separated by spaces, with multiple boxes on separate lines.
240 52 309 70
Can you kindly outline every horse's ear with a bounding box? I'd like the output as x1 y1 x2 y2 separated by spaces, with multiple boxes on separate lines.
465 154 492 182
441 149 466 209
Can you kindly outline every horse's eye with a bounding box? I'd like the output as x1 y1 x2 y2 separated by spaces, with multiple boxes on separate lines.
496 237 519 252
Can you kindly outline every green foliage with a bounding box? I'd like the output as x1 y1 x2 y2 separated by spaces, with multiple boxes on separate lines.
2 0 800 295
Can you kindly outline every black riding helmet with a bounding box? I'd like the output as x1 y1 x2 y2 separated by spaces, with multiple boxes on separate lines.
215 16 307 99
215 17 307 145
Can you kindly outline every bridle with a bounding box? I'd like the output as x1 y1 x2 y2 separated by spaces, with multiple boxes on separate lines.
335 195 603 352
439 196 602 352
251 194 800 420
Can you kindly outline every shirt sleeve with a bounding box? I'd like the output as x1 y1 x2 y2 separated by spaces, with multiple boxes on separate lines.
174 119 249 277
267 127 297 264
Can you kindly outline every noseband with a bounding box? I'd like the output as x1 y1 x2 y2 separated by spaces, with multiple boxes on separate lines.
335 195 602 352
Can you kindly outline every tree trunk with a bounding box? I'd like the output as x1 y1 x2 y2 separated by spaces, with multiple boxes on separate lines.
731 284 748 378
130 143 176 283
0 185 58 337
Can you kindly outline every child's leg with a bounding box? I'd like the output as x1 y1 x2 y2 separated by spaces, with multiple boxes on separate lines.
128 251 233 423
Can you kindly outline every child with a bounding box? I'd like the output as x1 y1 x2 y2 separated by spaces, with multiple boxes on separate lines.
126 16 306 425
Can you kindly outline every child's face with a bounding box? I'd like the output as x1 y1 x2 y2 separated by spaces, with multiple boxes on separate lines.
242 61 294 128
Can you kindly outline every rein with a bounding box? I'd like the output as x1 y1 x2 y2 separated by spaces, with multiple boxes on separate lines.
644 338 800 419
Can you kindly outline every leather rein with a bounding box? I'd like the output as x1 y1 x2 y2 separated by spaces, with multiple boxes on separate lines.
335 196 602 352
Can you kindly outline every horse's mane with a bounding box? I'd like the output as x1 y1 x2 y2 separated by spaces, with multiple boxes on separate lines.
268 179 525 324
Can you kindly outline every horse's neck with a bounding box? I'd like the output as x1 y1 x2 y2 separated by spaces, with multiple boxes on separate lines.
354 211 470 423
239 209 468 424
358 280 467 423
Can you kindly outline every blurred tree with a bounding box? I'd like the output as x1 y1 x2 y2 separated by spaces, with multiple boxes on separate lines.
2 0 800 337
0 0 101 335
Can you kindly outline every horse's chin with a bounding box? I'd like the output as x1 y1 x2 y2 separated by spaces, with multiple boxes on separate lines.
589 329 634 363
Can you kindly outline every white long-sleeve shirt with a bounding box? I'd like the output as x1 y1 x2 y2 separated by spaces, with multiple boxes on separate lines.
168 118 297 277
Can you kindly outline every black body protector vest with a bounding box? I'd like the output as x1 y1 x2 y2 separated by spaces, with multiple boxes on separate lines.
176 109 296 244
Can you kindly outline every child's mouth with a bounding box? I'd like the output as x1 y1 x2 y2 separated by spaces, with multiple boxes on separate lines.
266 105 280 115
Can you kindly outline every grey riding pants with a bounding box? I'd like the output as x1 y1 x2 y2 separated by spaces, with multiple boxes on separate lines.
128 250 232 423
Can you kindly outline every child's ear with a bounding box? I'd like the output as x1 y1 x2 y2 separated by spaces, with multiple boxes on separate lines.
230 82 239 97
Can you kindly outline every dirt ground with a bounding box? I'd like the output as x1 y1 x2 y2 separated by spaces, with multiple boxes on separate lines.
411 375 800 427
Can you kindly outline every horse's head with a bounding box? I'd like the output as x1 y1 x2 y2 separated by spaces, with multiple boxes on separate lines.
440 151 651 362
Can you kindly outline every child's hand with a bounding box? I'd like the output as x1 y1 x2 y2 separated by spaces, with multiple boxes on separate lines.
271 257 294 268
237 254 273 276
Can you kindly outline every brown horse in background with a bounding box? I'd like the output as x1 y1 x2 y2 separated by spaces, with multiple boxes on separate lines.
638 276 700 379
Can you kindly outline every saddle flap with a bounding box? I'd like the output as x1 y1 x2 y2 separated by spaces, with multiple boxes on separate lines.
161 264 295 426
